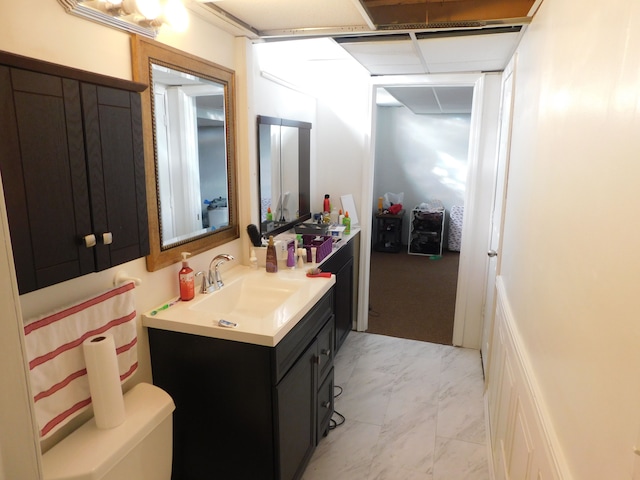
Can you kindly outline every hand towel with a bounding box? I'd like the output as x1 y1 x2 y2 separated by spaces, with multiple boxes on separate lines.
24 281 138 439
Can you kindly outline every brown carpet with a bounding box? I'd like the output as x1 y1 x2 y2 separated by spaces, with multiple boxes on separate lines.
367 249 459 345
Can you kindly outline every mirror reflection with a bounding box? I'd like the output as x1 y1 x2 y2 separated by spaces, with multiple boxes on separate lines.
131 36 239 272
152 64 229 247
257 116 312 236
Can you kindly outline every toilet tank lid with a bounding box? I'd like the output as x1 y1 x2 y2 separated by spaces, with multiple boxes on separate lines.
42 382 175 480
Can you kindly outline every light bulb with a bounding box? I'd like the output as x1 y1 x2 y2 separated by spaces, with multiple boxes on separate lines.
135 0 161 19
164 0 189 32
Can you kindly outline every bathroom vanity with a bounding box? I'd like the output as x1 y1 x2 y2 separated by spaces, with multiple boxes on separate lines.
144 268 335 480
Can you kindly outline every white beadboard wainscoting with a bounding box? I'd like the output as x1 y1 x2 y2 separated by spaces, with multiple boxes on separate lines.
485 278 570 480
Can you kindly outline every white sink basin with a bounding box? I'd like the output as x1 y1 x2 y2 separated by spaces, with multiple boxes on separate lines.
189 272 307 319
142 266 335 346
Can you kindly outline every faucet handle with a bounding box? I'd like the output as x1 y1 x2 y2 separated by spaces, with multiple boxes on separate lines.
196 271 210 294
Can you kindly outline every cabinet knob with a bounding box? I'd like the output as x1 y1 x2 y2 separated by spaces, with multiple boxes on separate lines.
321 349 331 357
102 232 113 245
322 401 331 409
488 250 498 257
83 234 96 248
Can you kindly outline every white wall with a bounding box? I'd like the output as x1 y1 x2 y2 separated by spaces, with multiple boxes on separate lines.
253 39 372 219
249 52 317 228
489 0 640 477
0 0 250 469
0 187 40 480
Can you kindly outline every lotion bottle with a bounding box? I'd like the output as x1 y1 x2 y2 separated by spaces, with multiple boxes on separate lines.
178 252 195 301
343 211 351 235
266 236 278 273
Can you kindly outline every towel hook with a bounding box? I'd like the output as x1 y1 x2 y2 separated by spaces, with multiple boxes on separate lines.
113 270 142 287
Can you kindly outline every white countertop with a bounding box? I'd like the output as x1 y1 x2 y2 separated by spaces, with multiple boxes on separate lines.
142 266 335 347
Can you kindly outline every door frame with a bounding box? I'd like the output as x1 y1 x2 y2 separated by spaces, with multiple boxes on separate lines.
357 73 501 349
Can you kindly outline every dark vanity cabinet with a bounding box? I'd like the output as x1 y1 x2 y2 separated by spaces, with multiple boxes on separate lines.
0 52 148 293
148 290 335 480
320 232 359 352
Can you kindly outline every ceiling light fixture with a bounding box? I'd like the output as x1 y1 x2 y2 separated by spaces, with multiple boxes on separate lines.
58 0 189 38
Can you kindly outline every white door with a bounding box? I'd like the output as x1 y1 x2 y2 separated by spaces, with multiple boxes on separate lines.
481 57 516 375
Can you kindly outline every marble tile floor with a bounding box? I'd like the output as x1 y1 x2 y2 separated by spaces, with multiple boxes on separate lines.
302 332 490 480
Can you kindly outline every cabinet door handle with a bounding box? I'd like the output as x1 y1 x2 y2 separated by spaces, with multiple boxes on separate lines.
102 232 113 245
488 250 498 257
83 234 96 248
322 401 331 409
321 349 331 357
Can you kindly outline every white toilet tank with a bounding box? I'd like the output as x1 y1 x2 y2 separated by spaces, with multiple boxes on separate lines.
42 383 175 480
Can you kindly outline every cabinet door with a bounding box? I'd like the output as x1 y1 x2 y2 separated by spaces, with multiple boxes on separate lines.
81 84 148 271
0 67 95 293
333 257 353 351
0 66 148 293
275 339 316 480
322 241 354 352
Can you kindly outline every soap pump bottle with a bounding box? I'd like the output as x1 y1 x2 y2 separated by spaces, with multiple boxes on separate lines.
179 252 195 301
266 236 278 273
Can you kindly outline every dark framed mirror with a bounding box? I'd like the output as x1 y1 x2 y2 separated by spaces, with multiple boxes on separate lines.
132 36 239 271
257 115 311 237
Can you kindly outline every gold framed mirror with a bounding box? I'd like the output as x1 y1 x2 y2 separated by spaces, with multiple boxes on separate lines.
131 36 239 271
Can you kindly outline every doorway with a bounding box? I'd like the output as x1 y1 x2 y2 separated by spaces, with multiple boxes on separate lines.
356 73 502 350
366 86 472 345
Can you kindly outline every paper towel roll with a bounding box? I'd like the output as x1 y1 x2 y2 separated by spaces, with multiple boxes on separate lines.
82 334 125 429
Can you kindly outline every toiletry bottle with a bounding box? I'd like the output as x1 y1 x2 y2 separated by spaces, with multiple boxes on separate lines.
179 252 195 301
323 194 330 214
330 206 339 225
343 211 351 235
266 236 278 273
249 248 258 269
266 207 273 221
286 241 296 269
378 197 384 213
338 209 345 226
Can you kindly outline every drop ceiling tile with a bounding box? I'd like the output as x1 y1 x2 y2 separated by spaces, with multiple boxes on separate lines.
367 64 427 75
433 86 474 112
418 31 520 72
204 0 368 31
339 40 424 74
383 86 473 114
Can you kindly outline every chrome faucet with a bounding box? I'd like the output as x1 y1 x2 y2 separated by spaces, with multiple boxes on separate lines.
203 253 234 292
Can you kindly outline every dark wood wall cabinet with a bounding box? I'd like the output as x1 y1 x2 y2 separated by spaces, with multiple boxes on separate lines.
148 290 335 480
0 51 148 293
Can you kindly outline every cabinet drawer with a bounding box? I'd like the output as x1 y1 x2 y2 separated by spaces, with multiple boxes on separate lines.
273 290 333 384
317 315 334 384
316 369 334 444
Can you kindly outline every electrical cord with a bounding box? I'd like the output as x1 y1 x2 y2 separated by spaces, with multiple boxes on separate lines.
329 411 345 430
329 385 345 430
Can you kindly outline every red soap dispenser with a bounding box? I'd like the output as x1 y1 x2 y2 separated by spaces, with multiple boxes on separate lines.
179 252 195 301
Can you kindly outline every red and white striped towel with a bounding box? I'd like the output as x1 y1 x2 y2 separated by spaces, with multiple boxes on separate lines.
24 282 138 439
